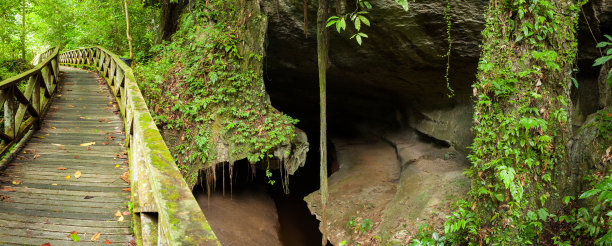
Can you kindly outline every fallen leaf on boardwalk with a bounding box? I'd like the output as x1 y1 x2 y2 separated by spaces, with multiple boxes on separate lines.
51 127 56 130
87 147 92 151
74 155 79 159
120 172 129 183
12 180 20 185
74 170 82 179
33 154 40 159
0 187 16 192
79 117 86 119
115 210 122 217
0 195 10 201
84 195 94 199
34 136 45 139
91 232 101 241
41 243 51 246
122 188 131 192
80 141 95 146
67 105 75 108
51 183 57 186
105 239 112 244
65 175 71 180
102 142 109 145
56 167 67 170
58 147 66 150
122 211 129 215
68 231 79 242
117 215 124 222
44 219 49 223
115 164 119 168
51 143 64 146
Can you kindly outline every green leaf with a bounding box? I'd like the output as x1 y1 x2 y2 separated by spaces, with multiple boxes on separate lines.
497 165 516 189
326 20 337 28
537 208 549 221
70 233 80 242
494 193 505 201
355 18 361 31
340 17 346 31
605 34 612 42
562 196 574 205
395 0 410 11
359 33 369 38
571 77 579 88
510 182 523 201
607 48 612 55
579 189 600 199
359 15 370 26
593 55 612 66
356 35 362 45
326 16 339 21
596 42 612 48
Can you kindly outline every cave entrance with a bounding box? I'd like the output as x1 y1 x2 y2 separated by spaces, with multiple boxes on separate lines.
192 151 335 246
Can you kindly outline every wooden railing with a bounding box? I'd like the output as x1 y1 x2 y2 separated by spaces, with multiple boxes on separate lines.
0 46 60 157
59 47 220 245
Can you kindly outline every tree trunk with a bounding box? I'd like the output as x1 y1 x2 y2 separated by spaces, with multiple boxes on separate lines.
123 0 134 63
21 0 26 60
317 0 329 245
468 0 581 242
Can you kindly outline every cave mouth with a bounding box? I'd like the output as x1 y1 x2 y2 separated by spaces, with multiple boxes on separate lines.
193 153 335 246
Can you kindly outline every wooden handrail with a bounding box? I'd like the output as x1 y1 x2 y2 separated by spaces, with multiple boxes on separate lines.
60 47 220 246
0 46 60 158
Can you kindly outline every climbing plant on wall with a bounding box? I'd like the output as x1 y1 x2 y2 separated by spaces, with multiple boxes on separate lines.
440 0 604 244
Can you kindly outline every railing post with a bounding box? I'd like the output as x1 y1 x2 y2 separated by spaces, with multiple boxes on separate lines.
3 88 16 138
32 75 41 130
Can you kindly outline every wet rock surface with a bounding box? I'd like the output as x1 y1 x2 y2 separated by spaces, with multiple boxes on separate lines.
304 131 469 245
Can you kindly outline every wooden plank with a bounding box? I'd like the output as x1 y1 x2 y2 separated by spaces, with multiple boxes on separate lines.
0 212 127 228
0 192 127 204
0 234 127 246
0 218 130 234
1 182 126 192
9 159 125 166
5 169 125 177
0 200 126 215
0 204 126 221
0 230 130 245
0 185 126 198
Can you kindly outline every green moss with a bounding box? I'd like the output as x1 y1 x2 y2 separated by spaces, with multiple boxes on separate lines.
134 0 302 188
440 0 588 244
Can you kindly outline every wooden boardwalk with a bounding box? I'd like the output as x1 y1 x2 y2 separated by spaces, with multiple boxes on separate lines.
0 67 133 245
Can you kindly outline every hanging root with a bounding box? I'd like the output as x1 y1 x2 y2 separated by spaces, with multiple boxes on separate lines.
304 0 309 38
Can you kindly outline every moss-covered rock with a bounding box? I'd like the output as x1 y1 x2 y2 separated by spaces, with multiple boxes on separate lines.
135 0 308 189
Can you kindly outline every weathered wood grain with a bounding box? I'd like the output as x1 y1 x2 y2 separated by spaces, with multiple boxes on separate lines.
0 67 132 245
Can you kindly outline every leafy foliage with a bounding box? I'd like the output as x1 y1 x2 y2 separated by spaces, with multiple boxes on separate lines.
593 34 612 86
326 0 412 45
135 0 299 186
438 0 590 244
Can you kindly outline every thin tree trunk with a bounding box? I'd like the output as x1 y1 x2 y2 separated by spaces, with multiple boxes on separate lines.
21 0 26 60
316 0 329 245
123 0 134 63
